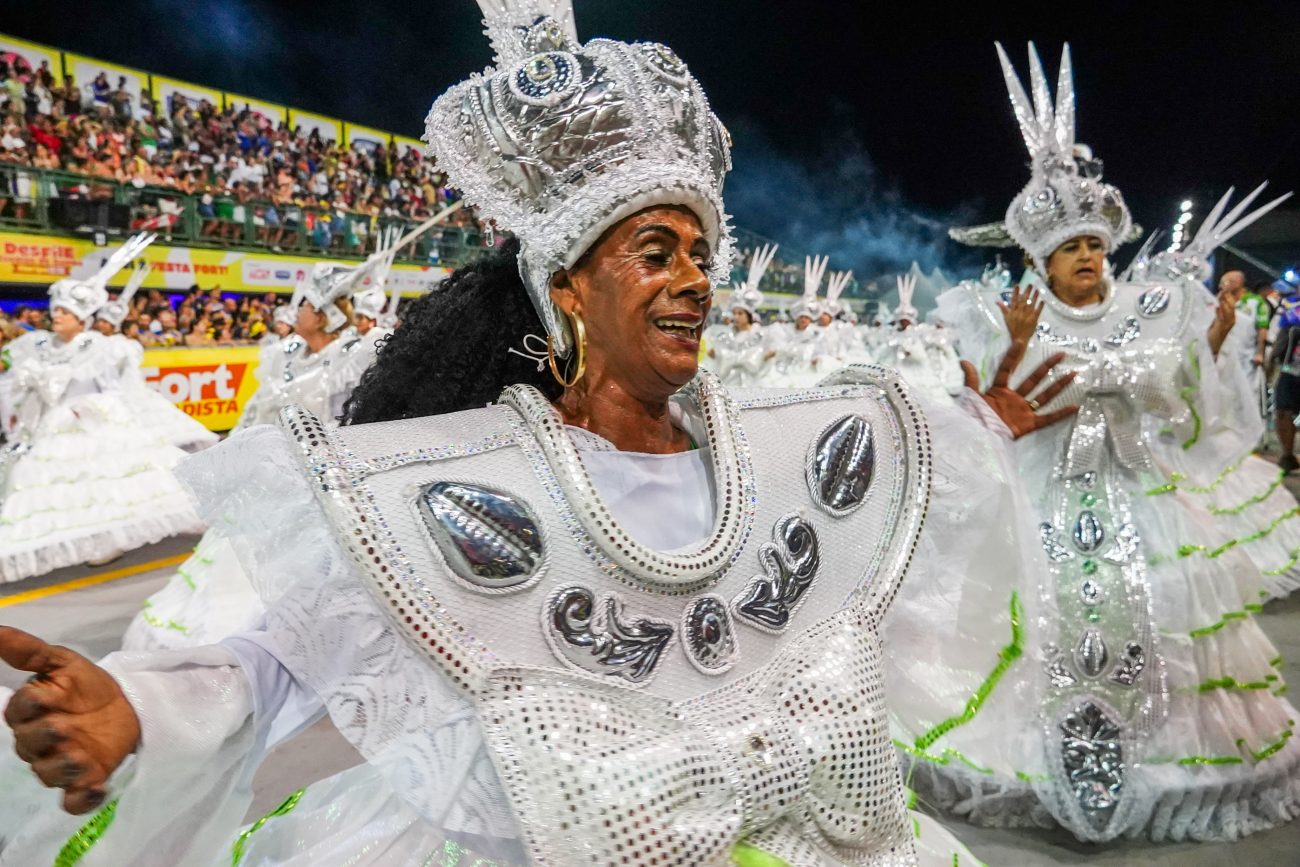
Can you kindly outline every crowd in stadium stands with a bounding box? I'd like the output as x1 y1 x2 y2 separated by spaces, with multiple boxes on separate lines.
0 57 488 253
3 285 291 348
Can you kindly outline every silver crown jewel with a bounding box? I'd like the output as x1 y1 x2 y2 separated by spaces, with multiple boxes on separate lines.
729 243 778 315
50 232 156 324
425 0 734 353
998 42 1133 271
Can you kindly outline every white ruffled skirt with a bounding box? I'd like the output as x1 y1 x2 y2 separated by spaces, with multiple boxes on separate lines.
0 393 205 583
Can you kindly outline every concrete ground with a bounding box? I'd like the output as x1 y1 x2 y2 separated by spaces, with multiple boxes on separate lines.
3 501 1300 864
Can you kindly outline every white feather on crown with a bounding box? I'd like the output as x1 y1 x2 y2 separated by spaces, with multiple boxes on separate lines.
824 270 854 317
1142 183 1292 284
791 254 829 320
997 43 1134 272
425 0 734 354
893 273 919 322
729 243 778 316
50 232 156 324
96 259 152 328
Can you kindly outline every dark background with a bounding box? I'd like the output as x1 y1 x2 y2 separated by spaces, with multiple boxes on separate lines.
8 0 1298 276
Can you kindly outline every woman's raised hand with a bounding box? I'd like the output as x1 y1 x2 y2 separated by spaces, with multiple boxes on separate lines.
0 626 140 814
998 285 1044 346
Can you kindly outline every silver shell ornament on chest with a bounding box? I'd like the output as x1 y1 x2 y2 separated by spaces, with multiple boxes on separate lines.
545 585 674 685
417 482 544 592
807 414 875 516
734 513 821 633
682 595 737 674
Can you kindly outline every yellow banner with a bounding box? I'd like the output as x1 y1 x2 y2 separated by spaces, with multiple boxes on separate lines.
0 34 60 83
141 346 261 431
346 123 392 152
151 75 223 116
289 109 342 144
0 231 452 293
223 93 287 127
63 53 149 116
393 136 425 158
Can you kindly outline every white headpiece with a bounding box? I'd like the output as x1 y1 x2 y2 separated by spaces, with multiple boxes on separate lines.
791 255 829 320
424 0 734 354
273 303 299 329
824 270 854 317
96 259 151 328
873 300 891 325
51 233 156 325
894 274 918 323
353 225 401 323
301 262 359 334
729 243 778 316
1141 183 1292 284
996 43 1134 272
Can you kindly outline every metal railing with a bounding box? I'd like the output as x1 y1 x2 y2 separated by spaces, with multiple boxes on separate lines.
0 163 488 270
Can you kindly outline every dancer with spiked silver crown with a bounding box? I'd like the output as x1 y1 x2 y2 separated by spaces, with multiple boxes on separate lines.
0 3 1093 864
0 234 209 583
706 242 781 387
887 42 1300 844
770 254 833 387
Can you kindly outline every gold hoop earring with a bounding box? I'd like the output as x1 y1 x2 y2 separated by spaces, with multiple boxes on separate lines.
547 309 587 388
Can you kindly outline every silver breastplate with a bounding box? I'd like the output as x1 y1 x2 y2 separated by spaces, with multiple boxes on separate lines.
281 366 929 866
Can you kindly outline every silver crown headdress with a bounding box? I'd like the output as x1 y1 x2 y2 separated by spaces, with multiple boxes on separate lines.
894 273 919 323
50 232 156 324
1139 183 1292 284
729 243 778 316
997 43 1133 270
790 255 829 320
424 0 734 354
96 259 151 329
824 270 854 317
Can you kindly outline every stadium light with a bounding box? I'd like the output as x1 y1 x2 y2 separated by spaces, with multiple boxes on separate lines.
1179 199 1193 212
1287 268 1298 282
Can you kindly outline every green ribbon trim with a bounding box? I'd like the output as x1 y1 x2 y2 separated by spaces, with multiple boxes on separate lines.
1177 507 1300 560
53 798 119 867
1196 676 1272 693
1179 386 1203 450
1187 607 1263 638
139 600 188 635
1207 470 1286 515
1158 721 1295 767
894 739 993 775
912 593 1023 752
1148 453 1257 498
1264 548 1300 577
231 788 305 866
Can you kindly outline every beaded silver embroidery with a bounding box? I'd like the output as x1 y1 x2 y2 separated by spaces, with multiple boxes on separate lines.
416 482 544 592
681 595 737 674
1074 629 1109 678
734 514 821 633
1103 316 1141 348
1109 642 1145 688
1136 286 1170 318
1072 510 1105 553
545 585 674 685
1059 699 1125 826
806 414 875 517
1040 522 1076 562
1045 644 1079 687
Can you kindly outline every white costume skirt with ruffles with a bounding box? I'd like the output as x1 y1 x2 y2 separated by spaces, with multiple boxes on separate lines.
886 408 1300 844
0 392 205 582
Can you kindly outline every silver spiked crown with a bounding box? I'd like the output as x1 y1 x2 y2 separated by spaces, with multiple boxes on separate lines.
50 232 155 324
729 243 778 316
997 43 1133 271
424 0 734 353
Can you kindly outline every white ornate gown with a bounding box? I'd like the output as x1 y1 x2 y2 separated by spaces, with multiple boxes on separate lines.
121 328 381 652
887 274 1300 843
0 331 207 582
2 368 988 866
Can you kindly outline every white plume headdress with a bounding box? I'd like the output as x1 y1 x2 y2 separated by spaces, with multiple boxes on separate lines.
96 258 152 329
994 43 1134 272
791 254 829 320
425 0 734 354
50 232 156 324
1141 183 1292 284
352 225 402 323
729 243 778 316
894 273 919 322
824 270 854 317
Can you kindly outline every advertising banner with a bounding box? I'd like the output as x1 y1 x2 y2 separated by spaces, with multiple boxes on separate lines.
0 34 60 86
152 75 223 116
289 109 342 144
63 53 150 119
393 136 426 159
223 93 286 129
0 231 453 293
345 124 392 155
141 345 261 431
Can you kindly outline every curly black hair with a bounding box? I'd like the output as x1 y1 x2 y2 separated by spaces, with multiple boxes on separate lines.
342 237 562 425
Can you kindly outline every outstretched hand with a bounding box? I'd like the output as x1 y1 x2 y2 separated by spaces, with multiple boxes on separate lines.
962 345 1079 439
0 626 139 814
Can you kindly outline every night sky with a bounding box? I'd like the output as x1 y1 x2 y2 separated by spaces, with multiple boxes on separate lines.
9 1 1299 277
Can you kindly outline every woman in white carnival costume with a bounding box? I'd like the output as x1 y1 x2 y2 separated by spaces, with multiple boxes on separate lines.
887 42 1300 844
0 234 209 584
120 220 448 653
770 254 836 387
0 6 1090 865
706 243 780 387
876 275 956 405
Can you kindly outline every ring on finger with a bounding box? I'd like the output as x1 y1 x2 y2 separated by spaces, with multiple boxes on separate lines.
1028 398 1041 411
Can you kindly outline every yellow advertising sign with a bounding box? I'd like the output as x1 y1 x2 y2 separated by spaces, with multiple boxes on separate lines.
223 93 287 127
63 53 149 115
289 109 342 144
0 231 452 293
152 75 223 116
393 136 426 158
346 123 392 152
0 34 60 83
140 345 261 432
